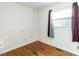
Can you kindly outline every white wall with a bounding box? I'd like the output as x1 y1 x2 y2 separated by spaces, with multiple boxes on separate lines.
38 2 79 55
0 2 79 55
0 2 38 53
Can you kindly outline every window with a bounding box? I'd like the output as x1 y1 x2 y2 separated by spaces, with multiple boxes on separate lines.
51 9 72 28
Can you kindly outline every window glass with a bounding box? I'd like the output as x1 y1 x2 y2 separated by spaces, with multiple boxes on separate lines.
51 9 72 28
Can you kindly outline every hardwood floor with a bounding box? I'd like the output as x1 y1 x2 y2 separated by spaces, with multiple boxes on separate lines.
0 41 75 56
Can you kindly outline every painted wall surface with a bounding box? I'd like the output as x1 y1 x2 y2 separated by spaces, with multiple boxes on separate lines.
0 2 79 55
0 2 38 53
38 2 79 55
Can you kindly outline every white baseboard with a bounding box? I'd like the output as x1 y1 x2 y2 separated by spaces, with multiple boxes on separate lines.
39 40 78 56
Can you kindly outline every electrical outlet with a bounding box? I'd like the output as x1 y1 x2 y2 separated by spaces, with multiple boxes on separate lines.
0 41 3 44
5 37 9 39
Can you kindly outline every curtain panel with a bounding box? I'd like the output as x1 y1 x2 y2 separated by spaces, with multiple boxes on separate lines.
72 2 79 42
48 10 54 38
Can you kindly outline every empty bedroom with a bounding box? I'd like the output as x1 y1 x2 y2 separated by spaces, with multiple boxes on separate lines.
0 2 79 56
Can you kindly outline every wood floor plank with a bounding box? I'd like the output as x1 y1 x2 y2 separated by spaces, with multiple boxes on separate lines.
0 41 75 56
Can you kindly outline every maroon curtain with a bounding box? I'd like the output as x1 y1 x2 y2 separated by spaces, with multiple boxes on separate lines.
72 2 79 42
48 10 54 37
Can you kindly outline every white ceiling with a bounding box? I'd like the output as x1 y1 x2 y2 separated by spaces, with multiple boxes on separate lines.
17 2 57 10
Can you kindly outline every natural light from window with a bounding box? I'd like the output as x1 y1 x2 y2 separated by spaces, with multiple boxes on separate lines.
51 8 72 28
